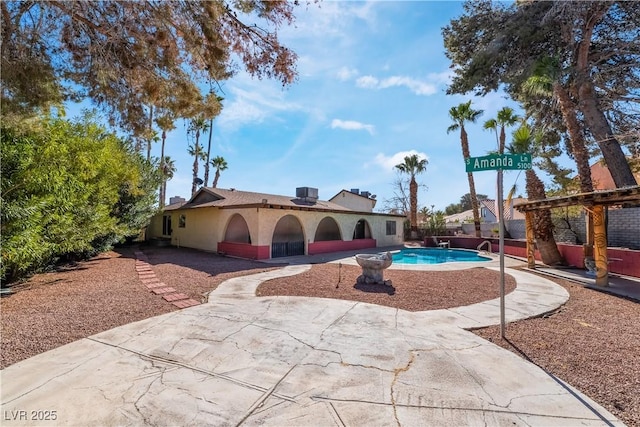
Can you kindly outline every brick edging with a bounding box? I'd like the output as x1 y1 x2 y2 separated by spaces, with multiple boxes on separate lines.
133 249 200 309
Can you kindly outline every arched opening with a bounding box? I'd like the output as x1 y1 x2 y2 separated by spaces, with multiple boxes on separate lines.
314 217 342 241
224 214 251 243
353 219 372 240
272 215 305 257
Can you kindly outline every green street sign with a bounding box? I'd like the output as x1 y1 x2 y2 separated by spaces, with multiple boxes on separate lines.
465 153 532 172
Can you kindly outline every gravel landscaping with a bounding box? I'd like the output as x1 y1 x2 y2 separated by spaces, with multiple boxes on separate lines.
1 245 638 426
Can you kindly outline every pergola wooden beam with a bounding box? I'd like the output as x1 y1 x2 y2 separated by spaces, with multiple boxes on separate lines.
513 186 640 211
514 186 640 287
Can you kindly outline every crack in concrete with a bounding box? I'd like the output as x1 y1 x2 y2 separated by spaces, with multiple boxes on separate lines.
87 337 295 403
390 350 416 427
327 402 346 427
235 364 296 427
2 350 107 404
310 396 610 421
249 323 343 364
133 370 162 426
445 348 498 409
319 302 360 342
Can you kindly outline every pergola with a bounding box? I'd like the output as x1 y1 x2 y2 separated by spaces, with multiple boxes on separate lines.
514 186 640 286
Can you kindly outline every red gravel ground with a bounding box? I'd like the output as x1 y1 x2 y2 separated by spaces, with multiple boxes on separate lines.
257 263 517 311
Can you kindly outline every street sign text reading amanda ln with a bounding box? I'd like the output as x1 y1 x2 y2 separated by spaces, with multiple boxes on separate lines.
465 153 532 173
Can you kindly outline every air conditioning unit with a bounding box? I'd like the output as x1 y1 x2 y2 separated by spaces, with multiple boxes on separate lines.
296 187 318 201
360 191 370 198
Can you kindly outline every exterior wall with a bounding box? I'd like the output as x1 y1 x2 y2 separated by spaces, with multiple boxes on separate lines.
308 239 376 255
217 242 269 259
148 205 403 258
506 220 526 239
607 207 640 249
169 207 223 252
426 236 640 278
147 214 165 239
330 191 375 212
465 207 639 250
552 207 639 250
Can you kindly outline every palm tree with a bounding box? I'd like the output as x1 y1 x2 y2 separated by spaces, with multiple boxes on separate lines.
160 156 177 206
521 57 593 193
203 95 224 187
484 107 520 155
509 124 564 265
447 100 483 237
156 113 176 207
188 116 210 196
484 107 520 238
395 154 428 239
210 156 228 188
188 143 206 195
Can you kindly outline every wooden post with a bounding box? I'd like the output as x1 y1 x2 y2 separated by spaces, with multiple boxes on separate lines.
592 204 609 286
583 208 594 265
525 211 536 269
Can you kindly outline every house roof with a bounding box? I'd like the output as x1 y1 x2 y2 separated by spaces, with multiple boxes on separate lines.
177 187 403 216
329 189 377 209
480 198 527 221
586 160 640 191
444 209 474 223
329 189 374 201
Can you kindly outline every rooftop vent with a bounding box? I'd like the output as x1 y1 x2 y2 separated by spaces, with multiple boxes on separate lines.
296 187 318 202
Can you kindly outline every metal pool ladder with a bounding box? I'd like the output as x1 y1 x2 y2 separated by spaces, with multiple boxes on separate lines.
477 240 492 254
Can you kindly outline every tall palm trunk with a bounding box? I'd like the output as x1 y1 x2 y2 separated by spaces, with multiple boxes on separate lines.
191 129 200 196
554 83 593 193
461 127 481 237
159 129 166 207
212 169 221 188
147 105 153 162
204 117 214 187
409 177 418 238
525 170 564 265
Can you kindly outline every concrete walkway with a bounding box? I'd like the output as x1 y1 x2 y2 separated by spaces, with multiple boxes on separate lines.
0 254 623 426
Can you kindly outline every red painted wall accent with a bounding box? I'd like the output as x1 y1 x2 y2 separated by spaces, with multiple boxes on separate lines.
308 239 376 255
426 236 640 278
217 242 270 260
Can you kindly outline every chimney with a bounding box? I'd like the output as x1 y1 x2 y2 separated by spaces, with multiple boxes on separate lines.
169 196 186 205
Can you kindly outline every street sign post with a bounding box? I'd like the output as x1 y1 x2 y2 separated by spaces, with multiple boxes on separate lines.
465 153 532 338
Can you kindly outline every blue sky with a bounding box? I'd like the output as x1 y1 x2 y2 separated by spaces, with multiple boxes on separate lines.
81 1 553 211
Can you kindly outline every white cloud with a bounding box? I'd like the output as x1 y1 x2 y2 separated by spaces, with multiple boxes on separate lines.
331 119 375 135
370 150 430 172
356 75 379 88
336 66 359 81
218 82 303 130
356 75 437 95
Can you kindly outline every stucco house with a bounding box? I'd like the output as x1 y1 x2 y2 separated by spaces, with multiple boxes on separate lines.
147 187 404 259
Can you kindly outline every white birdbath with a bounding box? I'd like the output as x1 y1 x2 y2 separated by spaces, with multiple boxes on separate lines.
355 252 393 285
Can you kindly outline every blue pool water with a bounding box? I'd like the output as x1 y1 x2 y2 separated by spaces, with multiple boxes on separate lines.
392 248 491 264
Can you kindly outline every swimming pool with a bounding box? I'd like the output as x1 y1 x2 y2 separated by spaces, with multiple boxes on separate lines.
392 248 491 264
